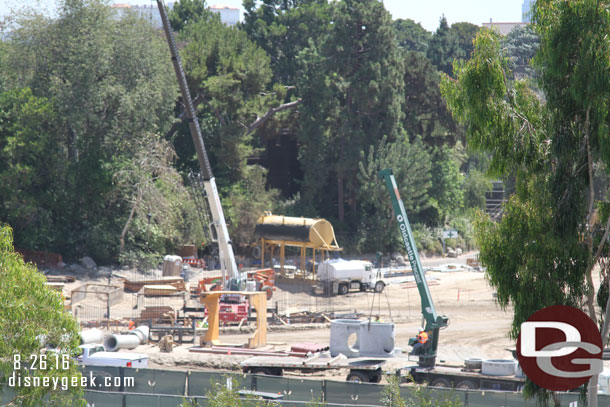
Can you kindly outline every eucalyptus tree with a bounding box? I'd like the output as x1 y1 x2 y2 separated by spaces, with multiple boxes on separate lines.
441 1 610 404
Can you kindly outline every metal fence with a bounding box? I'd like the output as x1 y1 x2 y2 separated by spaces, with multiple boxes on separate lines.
1 367 594 407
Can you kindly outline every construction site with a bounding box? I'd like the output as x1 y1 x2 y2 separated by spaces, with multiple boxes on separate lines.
5 1 610 406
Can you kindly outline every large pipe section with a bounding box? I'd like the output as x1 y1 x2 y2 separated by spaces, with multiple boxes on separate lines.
103 326 149 352
79 329 104 345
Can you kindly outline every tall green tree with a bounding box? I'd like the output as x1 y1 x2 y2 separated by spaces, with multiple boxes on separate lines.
296 0 404 227
450 22 479 60
242 0 331 85
176 15 274 185
401 51 459 145
429 145 465 224
427 16 461 76
175 14 287 247
0 0 197 263
169 0 213 32
0 88 64 250
441 1 610 403
357 134 432 252
393 18 431 53
502 25 539 80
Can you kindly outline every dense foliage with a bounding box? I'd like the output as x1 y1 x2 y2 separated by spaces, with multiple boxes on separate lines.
441 0 610 403
0 0 542 264
0 225 84 406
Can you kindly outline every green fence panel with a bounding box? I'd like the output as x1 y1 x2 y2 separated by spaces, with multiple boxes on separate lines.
187 371 245 397
124 393 187 407
464 390 538 407
84 390 124 406
187 371 216 396
250 375 323 402
325 380 384 405
80 366 123 391
124 368 187 395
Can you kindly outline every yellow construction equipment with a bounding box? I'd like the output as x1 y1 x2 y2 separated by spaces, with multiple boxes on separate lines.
254 212 342 275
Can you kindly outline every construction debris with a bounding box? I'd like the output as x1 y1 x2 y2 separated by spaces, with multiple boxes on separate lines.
159 335 174 353
123 277 184 292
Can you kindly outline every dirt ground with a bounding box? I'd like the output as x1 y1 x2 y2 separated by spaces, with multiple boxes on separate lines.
57 252 529 378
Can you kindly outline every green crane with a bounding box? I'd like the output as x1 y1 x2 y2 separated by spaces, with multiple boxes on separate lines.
379 168 449 368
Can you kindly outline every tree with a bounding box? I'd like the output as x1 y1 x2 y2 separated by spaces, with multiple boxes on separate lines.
450 22 479 60
502 25 539 80
401 51 459 145
427 16 462 76
176 15 275 184
357 134 432 252
441 1 610 403
0 225 84 406
0 0 193 263
242 0 331 85
169 0 213 32
296 0 404 227
429 145 465 225
0 88 65 251
393 18 431 53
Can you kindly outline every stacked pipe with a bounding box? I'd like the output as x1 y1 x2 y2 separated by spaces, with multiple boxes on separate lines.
79 329 104 345
103 326 149 352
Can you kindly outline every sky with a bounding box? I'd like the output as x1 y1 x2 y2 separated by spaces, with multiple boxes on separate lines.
0 0 526 32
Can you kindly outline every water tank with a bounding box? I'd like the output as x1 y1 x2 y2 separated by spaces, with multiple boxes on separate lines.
255 214 339 249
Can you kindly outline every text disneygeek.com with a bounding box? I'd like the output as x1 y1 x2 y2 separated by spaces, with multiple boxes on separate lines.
8 354 135 391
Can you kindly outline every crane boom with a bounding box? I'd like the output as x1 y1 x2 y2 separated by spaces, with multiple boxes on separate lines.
379 168 448 367
156 0 239 286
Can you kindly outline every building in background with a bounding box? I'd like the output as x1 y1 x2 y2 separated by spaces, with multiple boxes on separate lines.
210 4 240 26
111 3 240 28
481 20 527 36
522 0 535 23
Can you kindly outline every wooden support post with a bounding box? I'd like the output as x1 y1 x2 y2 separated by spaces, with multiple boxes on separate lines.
280 243 286 277
261 238 265 268
247 292 267 348
199 292 223 346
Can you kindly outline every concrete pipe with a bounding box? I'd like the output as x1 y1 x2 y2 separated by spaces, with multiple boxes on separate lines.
103 325 149 351
131 326 150 344
329 319 362 357
104 334 140 352
481 359 518 376
80 329 104 345
359 322 396 357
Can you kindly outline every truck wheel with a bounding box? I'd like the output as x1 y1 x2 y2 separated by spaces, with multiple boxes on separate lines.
374 281 385 293
338 283 349 295
368 371 382 383
456 380 477 390
251 368 272 375
347 371 369 383
429 378 451 388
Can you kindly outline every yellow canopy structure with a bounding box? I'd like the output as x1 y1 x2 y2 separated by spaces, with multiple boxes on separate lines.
254 213 342 276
